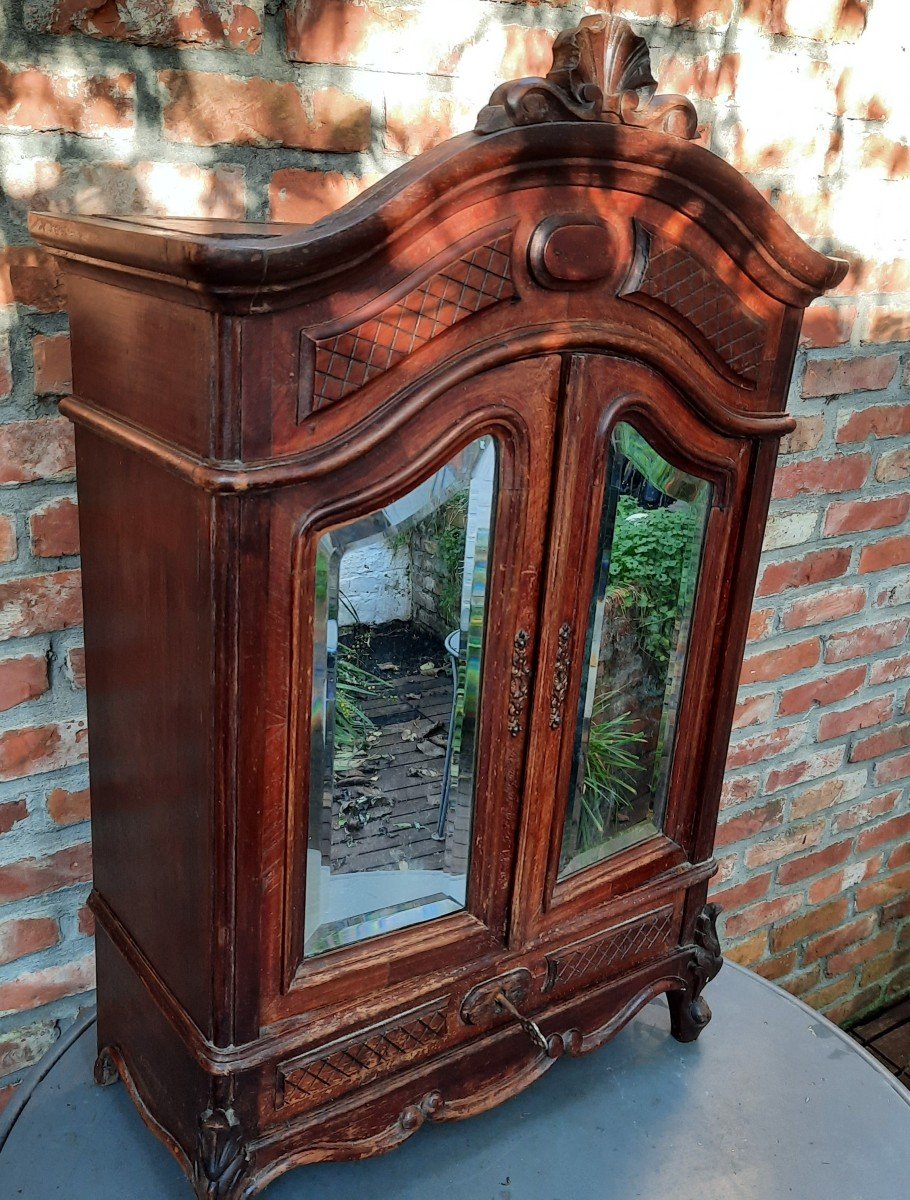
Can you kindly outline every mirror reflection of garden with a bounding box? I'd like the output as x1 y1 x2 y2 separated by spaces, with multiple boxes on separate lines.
305 438 496 956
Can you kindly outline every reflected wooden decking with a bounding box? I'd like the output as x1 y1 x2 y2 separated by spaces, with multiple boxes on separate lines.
329 668 455 875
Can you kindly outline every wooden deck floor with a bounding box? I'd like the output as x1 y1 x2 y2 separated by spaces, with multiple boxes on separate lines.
328 667 456 875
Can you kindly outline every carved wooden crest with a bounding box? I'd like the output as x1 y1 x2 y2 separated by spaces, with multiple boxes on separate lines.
476 14 697 140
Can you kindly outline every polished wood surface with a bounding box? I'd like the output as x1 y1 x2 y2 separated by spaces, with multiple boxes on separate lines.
31 14 846 1200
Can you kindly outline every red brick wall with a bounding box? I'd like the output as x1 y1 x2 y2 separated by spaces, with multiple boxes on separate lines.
0 0 907 1106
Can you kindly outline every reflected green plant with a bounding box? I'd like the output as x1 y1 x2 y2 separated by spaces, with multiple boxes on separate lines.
579 693 645 849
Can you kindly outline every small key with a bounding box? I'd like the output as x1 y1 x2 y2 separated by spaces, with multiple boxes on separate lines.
493 990 551 1055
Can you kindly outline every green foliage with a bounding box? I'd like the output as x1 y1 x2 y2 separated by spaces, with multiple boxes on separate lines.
606 495 699 669
578 695 645 850
424 489 469 631
334 645 383 754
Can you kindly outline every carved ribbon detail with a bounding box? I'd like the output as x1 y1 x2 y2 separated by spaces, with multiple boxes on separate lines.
508 629 531 737
548 622 572 730
475 15 697 140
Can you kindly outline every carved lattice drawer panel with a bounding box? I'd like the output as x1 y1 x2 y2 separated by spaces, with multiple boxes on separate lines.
305 233 515 411
545 906 677 992
276 999 449 1112
633 227 766 382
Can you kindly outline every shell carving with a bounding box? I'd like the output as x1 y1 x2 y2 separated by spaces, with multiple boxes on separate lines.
475 15 697 140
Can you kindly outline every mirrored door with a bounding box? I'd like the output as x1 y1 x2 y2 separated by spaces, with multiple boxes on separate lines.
306 437 498 957
509 354 740 944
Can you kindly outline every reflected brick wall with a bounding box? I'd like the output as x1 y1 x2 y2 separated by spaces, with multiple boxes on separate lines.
0 0 907 1107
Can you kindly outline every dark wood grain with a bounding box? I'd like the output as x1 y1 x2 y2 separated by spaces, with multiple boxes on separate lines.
31 14 846 1199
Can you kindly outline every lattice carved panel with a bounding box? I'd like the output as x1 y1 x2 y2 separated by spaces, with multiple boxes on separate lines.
305 234 515 412
278 1002 448 1110
632 229 766 382
546 906 676 991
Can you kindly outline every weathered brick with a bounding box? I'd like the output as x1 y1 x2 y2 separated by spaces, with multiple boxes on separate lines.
875 751 910 786
765 746 844 792
780 667 867 717
710 873 772 912
0 515 14 564
827 931 895 977
823 983 883 1025
0 1020 59 1078
0 64 134 136
804 914 877 964
715 799 784 848
725 723 806 769
850 721 910 763
798 303 855 347
876 578 910 610
824 496 909 536
771 898 849 952
0 654 48 713
753 949 799 980
0 719 88 782
762 512 817 553
724 893 803 939
744 821 825 868
777 839 854 885
32 333 72 395
0 956 95 1019
7 158 245 221
29 0 263 51
719 774 759 810
791 769 866 819
46 786 90 827
865 307 910 343
780 586 866 630
0 419 75 485
809 855 881 903
269 169 374 223
860 945 910 988
732 693 774 728
859 535 910 574
771 455 871 500
747 608 775 640
832 790 898 832
875 447 910 482
0 247 66 312
778 415 825 455
756 548 851 596
65 647 86 689
29 498 79 558
856 867 910 911
859 136 910 181
741 0 866 40
802 354 898 398
722 929 768 966
78 903 95 937
0 916 59 966
160 72 371 151
0 841 92 903
0 799 28 836
385 91 460 156
740 638 820 684
0 571 82 641
837 403 910 443
890 842 910 869
0 335 10 400
825 618 909 663
817 695 893 741
856 812 910 854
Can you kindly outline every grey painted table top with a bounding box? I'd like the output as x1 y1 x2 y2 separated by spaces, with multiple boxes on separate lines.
2 962 908 1199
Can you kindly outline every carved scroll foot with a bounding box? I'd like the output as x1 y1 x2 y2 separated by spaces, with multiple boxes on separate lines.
667 902 722 1045
191 1108 249 1200
93 1047 119 1087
